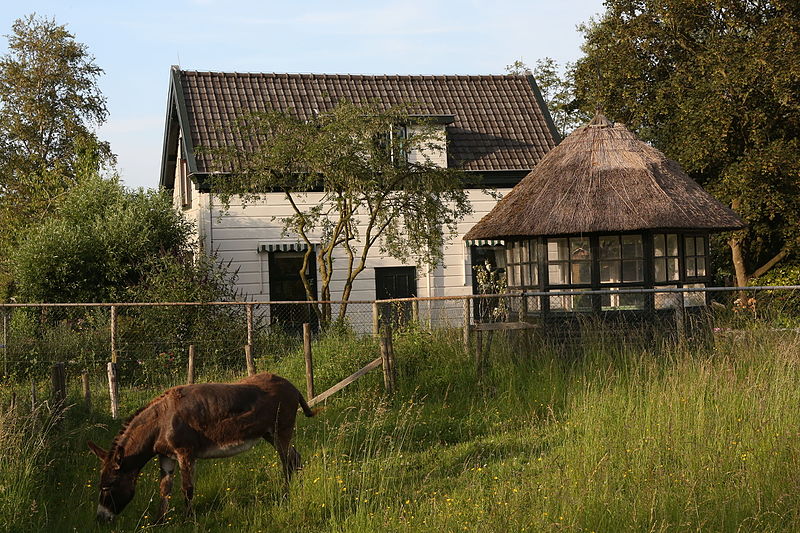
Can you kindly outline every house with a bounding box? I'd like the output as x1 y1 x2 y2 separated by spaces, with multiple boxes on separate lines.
159 66 559 318
465 113 745 314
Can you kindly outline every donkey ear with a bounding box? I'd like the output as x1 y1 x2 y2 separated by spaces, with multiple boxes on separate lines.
87 441 108 460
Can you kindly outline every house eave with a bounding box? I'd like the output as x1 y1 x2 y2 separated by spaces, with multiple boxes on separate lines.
159 66 200 190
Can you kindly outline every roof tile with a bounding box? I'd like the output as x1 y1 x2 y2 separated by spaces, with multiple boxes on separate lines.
176 70 557 173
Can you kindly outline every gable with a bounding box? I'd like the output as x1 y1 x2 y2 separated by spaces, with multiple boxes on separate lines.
160 67 560 189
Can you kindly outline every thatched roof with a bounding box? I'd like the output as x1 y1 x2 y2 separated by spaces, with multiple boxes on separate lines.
465 114 745 240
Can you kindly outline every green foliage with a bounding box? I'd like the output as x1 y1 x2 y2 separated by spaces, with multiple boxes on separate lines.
572 0 800 282
12 176 195 303
207 100 472 320
506 58 588 137
0 14 112 293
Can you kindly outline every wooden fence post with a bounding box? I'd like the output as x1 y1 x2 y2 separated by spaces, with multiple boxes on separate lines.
244 344 256 376
675 291 686 348
372 302 380 337
30 376 37 410
380 327 394 395
107 362 119 419
187 344 195 385
110 305 118 363
246 304 254 347
386 323 397 391
475 329 484 380
303 323 314 400
51 362 66 411
463 298 471 352
81 371 91 408
2 308 8 377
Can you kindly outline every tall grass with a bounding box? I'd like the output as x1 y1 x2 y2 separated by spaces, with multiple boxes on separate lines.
2 324 800 531
0 405 63 533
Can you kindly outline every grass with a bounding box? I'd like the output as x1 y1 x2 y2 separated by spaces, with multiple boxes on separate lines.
2 324 800 531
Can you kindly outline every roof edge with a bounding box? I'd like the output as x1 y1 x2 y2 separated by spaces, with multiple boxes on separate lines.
526 74 562 145
159 67 199 190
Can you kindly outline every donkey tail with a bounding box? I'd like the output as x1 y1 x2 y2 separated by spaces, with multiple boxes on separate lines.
298 393 318 417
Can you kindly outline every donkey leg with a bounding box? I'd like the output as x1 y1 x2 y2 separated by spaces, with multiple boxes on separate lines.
156 455 176 523
273 427 300 487
176 453 196 517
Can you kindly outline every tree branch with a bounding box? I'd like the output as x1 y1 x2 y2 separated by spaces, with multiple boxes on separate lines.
750 247 790 280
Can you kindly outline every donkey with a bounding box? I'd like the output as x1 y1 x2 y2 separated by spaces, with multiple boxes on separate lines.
87 372 316 523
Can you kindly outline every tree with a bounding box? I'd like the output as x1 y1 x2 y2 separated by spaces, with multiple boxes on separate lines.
13 176 200 303
209 101 472 322
506 58 587 137
0 14 112 294
572 0 800 287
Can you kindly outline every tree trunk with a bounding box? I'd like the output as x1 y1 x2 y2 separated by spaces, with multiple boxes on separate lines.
728 235 749 288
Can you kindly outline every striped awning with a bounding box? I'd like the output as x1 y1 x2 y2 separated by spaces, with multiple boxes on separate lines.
257 242 315 253
466 239 505 247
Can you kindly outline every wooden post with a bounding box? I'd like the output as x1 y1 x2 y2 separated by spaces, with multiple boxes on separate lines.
51 363 66 410
372 302 380 337
386 323 397 391
2 308 8 377
244 344 256 376
187 345 195 385
675 291 686 348
246 304 254 347
30 376 37 410
412 300 419 323
475 330 484 379
380 328 394 395
107 362 119 420
81 371 91 408
463 298 471 351
520 291 529 318
110 305 118 363
303 323 314 400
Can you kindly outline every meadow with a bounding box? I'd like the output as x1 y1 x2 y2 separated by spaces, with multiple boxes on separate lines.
2 320 800 532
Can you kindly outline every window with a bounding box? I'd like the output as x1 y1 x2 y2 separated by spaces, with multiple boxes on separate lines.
599 235 643 283
547 237 591 286
684 236 706 278
375 125 407 165
506 241 537 289
653 234 680 283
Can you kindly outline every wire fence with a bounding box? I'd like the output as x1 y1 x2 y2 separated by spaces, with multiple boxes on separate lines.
1 286 798 415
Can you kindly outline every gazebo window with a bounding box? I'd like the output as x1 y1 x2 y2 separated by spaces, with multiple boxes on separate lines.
684 236 706 278
506 241 538 289
653 234 680 283
599 235 644 283
547 237 591 286
598 234 645 310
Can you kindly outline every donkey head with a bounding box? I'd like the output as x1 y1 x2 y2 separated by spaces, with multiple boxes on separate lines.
88 441 138 522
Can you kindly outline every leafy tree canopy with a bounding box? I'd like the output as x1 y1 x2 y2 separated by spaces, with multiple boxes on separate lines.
572 0 800 285
506 58 587 137
0 14 113 294
11 176 221 304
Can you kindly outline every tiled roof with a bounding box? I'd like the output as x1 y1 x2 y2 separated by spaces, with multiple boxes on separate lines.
171 69 559 175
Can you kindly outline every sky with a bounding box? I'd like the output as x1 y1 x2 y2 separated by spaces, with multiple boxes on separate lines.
0 0 605 190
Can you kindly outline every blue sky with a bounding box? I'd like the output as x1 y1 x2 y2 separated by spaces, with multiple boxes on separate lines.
0 1 604 189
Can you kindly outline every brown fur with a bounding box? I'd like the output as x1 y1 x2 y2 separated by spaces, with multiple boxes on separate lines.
88 372 315 522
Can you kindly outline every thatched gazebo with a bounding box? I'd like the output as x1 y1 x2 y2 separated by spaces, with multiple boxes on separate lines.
465 114 745 313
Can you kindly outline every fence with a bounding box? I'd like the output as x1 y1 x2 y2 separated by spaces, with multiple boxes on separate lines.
1 286 798 418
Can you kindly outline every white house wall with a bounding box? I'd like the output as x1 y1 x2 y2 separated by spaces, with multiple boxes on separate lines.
179 188 508 304
405 125 448 169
